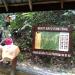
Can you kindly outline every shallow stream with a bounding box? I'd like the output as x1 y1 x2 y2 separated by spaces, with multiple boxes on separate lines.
0 62 75 75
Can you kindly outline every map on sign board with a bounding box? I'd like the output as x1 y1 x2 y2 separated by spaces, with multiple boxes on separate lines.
35 31 69 51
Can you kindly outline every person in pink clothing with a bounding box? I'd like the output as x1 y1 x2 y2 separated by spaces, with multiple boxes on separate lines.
0 37 13 63
0 36 20 63
4 37 13 45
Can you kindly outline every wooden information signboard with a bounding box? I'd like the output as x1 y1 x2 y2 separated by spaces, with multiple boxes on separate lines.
32 25 73 57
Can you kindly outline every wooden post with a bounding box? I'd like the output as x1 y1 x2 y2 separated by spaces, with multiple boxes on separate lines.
28 0 32 11
1 0 8 12
61 0 64 9
10 57 17 75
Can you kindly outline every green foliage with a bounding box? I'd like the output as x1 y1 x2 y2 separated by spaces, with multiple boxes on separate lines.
72 31 75 50
17 52 26 62
10 12 34 30
9 10 75 62
0 14 5 27
11 10 75 31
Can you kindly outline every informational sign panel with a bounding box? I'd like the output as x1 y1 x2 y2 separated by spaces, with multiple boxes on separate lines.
32 25 72 57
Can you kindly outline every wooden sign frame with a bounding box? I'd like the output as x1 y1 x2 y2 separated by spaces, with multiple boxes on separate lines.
32 25 73 57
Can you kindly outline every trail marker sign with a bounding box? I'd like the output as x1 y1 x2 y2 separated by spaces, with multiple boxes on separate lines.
32 25 73 57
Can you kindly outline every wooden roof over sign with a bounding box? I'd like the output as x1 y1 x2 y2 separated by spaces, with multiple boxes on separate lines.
0 0 75 12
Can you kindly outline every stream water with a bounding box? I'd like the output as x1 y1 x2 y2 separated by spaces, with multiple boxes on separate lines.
0 62 75 75
16 63 75 75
